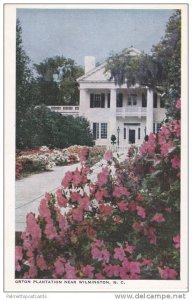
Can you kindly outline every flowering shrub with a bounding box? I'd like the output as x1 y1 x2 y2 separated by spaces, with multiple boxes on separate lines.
15 101 180 279
16 145 106 179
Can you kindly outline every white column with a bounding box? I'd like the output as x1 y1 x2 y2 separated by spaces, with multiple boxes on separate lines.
146 88 153 135
109 88 117 139
79 88 87 117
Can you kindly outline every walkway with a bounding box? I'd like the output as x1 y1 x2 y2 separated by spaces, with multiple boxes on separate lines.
15 151 128 232
16 163 80 232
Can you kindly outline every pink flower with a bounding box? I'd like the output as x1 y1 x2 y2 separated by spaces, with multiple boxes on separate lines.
65 262 77 279
152 213 165 223
91 241 110 263
38 198 51 218
72 207 83 222
104 150 113 161
95 189 108 202
160 141 174 156
117 200 129 212
97 167 110 186
173 234 180 249
176 99 181 110
56 189 67 208
124 242 135 254
54 257 65 276
158 267 178 279
122 259 141 275
93 240 104 248
95 272 105 279
15 246 23 272
61 171 73 188
72 168 82 187
139 133 157 156
146 227 157 245
114 248 125 261
45 218 58 239
113 186 130 197
70 191 82 203
15 246 23 261
79 195 90 210
104 264 120 277
136 206 146 219
171 155 180 169
142 258 153 267
26 213 42 248
81 265 94 278
36 255 47 271
99 204 113 216
28 266 37 278
79 146 89 163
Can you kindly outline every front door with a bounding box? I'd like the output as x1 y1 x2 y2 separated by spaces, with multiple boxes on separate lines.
129 129 135 144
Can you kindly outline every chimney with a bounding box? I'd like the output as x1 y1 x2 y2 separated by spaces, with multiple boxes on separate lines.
84 56 96 73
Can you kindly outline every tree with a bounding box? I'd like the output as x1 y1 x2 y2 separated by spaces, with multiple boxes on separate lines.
105 10 181 116
34 56 84 105
21 105 94 149
16 19 38 149
152 10 181 115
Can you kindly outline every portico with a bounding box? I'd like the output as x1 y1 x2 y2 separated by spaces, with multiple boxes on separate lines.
76 52 166 148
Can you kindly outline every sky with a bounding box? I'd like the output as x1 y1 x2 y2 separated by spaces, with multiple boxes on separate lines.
17 9 175 68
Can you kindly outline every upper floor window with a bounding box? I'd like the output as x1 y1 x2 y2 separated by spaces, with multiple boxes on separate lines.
116 93 123 107
142 93 147 107
128 94 137 106
160 97 165 108
153 93 157 108
90 94 105 108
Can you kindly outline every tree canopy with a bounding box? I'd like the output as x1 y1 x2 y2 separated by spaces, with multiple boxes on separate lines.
105 10 181 114
34 56 84 105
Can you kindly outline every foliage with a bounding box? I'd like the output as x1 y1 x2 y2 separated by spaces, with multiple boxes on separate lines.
34 56 84 105
152 10 181 115
17 105 94 150
16 19 38 149
16 145 106 179
105 10 181 116
15 101 180 280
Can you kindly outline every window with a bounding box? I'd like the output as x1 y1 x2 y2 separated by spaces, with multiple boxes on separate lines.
153 123 156 133
128 94 137 106
101 123 107 139
90 94 105 108
153 93 157 108
157 123 161 132
116 93 123 107
142 93 147 107
138 128 141 140
160 97 165 108
124 128 126 140
107 93 110 108
93 123 99 140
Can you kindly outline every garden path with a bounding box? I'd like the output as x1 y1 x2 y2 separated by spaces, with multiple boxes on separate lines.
15 151 128 232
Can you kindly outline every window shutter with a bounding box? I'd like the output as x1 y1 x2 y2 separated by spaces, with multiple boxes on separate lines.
142 93 147 107
93 123 96 140
160 97 165 108
101 94 105 108
90 94 94 108
153 93 157 108
119 93 123 107
107 93 110 108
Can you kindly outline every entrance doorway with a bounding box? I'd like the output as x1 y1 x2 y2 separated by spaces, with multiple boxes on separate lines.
129 129 135 144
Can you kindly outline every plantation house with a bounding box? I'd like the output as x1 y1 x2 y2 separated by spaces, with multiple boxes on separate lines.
49 48 166 148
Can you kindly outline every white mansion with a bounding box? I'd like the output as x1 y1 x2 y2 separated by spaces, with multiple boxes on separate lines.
49 48 166 148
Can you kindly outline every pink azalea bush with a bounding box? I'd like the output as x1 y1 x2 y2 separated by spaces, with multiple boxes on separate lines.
15 102 181 280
